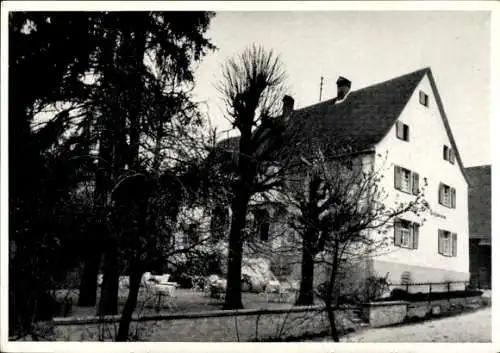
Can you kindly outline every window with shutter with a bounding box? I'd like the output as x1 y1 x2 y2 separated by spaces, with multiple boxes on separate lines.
439 183 454 208
443 145 449 161
438 229 455 256
452 233 457 256
412 172 419 195
394 219 416 249
419 90 429 107
396 121 409 141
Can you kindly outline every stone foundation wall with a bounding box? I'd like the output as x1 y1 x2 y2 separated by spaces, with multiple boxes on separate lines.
371 259 469 291
362 295 485 328
406 295 485 319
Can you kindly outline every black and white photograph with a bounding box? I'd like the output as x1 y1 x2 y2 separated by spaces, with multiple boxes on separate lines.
1 1 497 351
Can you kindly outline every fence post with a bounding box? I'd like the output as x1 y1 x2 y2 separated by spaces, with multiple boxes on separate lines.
447 282 451 302
428 283 432 303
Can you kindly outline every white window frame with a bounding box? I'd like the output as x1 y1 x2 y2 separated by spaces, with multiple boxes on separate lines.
401 168 411 193
400 228 412 248
442 232 452 255
442 184 451 205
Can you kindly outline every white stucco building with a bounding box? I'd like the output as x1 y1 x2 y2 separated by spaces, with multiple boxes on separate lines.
369 69 469 286
215 68 470 290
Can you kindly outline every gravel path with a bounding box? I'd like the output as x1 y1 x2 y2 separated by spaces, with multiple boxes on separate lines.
336 307 491 342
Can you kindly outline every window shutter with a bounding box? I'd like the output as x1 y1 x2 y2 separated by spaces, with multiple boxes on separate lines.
396 122 403 139
394 218 402 246
438 183 443 205
394 166 402 190
412 223 419 249
438 229 443 254
452 233 457 256
450 149 456 164
451 187 456 208
404 125 410 141
412 172 419 195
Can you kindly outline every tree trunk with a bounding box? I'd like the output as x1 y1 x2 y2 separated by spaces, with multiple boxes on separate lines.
98 242 119 315
296 236 316 306
223 190 250 310
116 267 142 341
78 249 101 306
325 244 340 342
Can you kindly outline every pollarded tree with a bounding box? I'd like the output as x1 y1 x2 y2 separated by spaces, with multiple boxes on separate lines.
215 45 300 309
282 150 428 340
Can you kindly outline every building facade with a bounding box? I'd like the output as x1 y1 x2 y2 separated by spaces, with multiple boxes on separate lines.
279 68 470 289
465 165 491 289
370 70 470 287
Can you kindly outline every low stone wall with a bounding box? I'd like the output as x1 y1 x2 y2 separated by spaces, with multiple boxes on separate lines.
362 295 485 328
49 306 359 341
406 295 485 319
362 301 408 328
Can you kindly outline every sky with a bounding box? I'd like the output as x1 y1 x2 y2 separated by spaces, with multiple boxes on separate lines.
192 11 491 168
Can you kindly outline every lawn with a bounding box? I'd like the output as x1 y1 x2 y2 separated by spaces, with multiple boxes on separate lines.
54 287 303 318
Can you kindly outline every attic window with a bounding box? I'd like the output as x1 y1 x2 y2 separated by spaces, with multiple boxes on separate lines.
443 145 456 164
419 90 429 107
396 121 409 142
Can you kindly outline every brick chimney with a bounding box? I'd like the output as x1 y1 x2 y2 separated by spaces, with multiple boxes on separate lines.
336 76 351 101
282 95 295 118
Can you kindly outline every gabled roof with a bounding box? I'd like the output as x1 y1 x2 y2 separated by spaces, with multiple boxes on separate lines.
465 165 491 239
214 67 469 184
285 68 429 154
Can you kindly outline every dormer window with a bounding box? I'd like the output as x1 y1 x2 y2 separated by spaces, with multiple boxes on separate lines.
396 121 409 142
419 90 429 107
